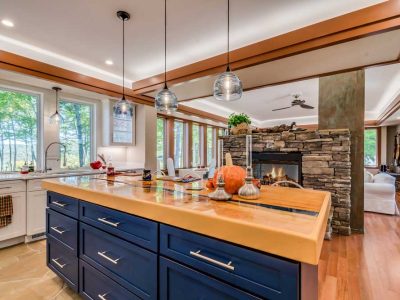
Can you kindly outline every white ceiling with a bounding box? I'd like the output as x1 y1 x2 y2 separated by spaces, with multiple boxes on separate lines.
0 0 385 86
184 62 400 127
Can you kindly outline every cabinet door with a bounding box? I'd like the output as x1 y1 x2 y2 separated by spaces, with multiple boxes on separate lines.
160 257 261 300
27 190 47 235
0 192 26 241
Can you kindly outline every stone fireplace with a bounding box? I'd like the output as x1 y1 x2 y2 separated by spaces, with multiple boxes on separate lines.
222 129 351 236
252 152 302 185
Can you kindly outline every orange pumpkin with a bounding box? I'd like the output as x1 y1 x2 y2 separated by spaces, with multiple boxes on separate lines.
213 165 246 194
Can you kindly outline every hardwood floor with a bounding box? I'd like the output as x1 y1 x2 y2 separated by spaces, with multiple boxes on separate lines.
0 211 398 299
318 212 400 299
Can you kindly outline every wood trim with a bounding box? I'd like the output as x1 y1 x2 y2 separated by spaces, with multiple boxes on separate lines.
377 93 400 124
177 55 400 103
0 51 228 123
187 122 193 167
202 125 207 167
167 118 174 160
133 1 400 94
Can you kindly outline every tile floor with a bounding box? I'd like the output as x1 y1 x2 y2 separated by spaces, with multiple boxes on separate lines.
0 240 80 300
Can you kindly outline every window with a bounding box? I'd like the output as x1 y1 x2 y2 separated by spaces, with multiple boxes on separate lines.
192 123 201 167
59 100 93 168
0 88 40 172
174 121 185 168
206 126 215 165
364 128 378 167
157 118 166 169
218 128 225 137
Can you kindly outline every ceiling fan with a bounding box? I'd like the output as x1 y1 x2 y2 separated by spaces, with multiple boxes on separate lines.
272 93 314 111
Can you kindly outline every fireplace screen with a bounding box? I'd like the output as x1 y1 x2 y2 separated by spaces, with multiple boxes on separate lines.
252 152 302 185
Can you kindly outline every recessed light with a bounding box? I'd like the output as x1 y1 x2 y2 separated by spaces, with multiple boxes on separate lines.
105 60 113 65
1 19 14 27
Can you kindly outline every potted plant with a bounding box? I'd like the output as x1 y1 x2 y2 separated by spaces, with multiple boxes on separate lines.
228 113 252 135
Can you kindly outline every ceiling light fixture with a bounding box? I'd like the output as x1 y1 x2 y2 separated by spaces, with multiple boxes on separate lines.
49 87 63 124
1 19 14 27
213 0 242 102
113 11 132 116
105 59 114 65
155 0 178 114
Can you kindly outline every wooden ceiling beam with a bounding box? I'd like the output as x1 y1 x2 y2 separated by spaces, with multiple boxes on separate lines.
132 0 400 95
0 51 227 123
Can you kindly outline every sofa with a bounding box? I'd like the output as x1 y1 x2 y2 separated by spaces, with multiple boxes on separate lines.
364 170 399 215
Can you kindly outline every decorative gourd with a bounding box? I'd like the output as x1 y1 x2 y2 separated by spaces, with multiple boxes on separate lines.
212 165 246 194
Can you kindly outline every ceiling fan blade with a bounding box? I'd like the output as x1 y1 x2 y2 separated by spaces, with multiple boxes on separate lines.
300 104 314 109
272 106 292 111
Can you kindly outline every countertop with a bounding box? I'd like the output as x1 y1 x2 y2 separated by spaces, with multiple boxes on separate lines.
0 168 143 181
42 175 330 265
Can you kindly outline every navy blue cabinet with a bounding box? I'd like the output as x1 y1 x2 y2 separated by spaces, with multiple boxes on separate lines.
160 224 299 299
80 223 157 300
160 257 261 300
47 192 302 299
80 200 158 251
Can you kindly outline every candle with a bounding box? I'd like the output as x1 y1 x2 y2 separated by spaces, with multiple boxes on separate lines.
246 135 252 168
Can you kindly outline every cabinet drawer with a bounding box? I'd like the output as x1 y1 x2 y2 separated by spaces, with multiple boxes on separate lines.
80 223 157 300
27 179 43 192
80 200 158 251
46 208 78 253
80 259 140 300
0 180 25 194
47 236 78 292
47 192 79 218
160 257 260 300
160 225 299 300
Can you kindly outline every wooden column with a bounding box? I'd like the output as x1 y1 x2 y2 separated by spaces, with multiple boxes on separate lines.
318 70 365 233
167 118 174 160
187 122 193 167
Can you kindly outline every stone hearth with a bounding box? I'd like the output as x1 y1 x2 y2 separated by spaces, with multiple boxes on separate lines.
222 129 351 236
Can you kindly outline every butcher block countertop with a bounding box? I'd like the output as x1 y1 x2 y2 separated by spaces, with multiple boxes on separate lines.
42 175 330 265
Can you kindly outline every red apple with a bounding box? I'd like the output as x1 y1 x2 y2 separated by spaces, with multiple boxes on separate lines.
90 160 102 169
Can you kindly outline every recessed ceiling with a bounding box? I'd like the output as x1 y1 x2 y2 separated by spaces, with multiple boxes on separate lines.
0 0 385 85
183 62 400 127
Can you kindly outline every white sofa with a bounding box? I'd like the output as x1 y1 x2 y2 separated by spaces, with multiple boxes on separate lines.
364 171 399 215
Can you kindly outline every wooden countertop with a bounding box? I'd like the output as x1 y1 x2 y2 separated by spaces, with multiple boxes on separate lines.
42 175 330 265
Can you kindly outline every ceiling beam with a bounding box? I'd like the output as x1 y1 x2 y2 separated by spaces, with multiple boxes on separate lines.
0 50 227 123
132 0 400 95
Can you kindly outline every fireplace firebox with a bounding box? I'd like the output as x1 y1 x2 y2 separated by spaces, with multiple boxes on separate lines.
252 152 302 185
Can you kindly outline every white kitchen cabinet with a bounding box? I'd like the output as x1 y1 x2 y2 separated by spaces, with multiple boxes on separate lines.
0 191 26 242
26 190 47 236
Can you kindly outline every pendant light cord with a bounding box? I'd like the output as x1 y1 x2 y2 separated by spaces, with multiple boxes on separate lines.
227 0 230 72
122 17 125 99
164 0 167 89
55 89 58 112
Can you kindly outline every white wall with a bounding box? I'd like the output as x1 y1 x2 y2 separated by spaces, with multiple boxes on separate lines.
0 78 155 171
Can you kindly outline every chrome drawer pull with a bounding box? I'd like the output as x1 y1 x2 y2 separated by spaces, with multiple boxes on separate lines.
51 258 66 269
52 201 67 207
98 293 109 300
97 217 120 227
50 226 66 234
97 251 121 265
189 250 235 271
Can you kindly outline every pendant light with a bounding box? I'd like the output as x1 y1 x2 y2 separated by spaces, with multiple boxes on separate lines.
155 0 178 113
213 0 242 102
49 87 63 124
114 11 132 116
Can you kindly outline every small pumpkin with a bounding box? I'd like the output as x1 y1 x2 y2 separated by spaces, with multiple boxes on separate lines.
213 165 246 194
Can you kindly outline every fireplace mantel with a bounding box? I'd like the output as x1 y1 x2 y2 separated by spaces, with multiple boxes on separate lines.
222 129 351 237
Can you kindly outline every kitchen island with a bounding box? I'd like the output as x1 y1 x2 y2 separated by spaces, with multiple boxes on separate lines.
42 175 330 300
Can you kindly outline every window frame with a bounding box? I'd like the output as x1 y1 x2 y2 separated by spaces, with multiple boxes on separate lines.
0 84 43 171
59 97 96 167
157 114 226 170
156 116 167 170
364 127 380 169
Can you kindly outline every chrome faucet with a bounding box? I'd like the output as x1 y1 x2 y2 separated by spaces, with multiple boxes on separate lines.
44 142 67 172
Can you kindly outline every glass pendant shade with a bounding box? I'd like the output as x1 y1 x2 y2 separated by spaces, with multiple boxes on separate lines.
114 97 132 115
155 87 178 113
213 70 243 101
49 111 62 124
